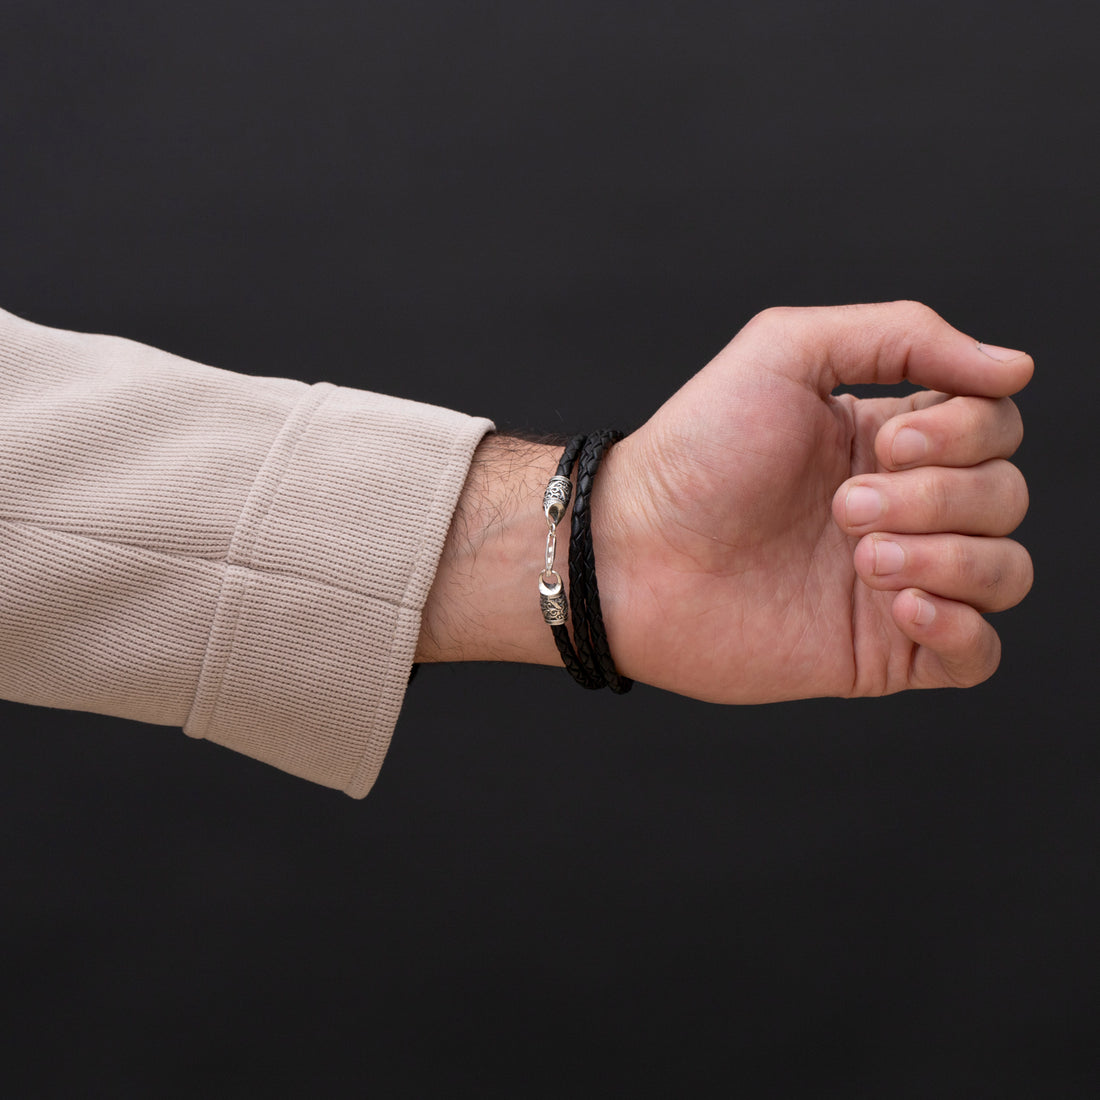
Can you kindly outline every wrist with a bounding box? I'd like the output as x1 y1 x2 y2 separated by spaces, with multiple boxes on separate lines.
416 431 641 685
415 433 570 666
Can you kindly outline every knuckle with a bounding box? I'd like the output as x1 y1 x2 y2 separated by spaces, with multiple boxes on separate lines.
1005 465 1030 529
959 613 988 658
1002 397 1025 451
979 631 1003 684
980 460 1029 533
982 560 1005 605
746 305 796 331
949 539 985 591
954 542 1005 610
959 395 995 442
1015 472 1030 523
952 622 1000 688
738 307 794 349
926 469 955 524
939 395 1009 460
891 300 938 329
1018 543 1035 598
1002 541 1035 608
953 538 1033 612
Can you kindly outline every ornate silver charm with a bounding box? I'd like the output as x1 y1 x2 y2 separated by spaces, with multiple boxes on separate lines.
543 475 573 525
539 572 568 626
540 474 571 626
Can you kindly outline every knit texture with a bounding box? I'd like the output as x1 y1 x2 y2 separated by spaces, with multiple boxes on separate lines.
0 306 493 797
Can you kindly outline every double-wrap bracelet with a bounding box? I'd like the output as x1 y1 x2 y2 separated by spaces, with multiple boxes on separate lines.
539 432 633 694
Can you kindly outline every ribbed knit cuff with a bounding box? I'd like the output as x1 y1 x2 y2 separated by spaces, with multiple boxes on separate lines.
183 381 493 797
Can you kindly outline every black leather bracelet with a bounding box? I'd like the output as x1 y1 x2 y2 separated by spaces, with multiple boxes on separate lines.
568 431 633 694
539 431 632 694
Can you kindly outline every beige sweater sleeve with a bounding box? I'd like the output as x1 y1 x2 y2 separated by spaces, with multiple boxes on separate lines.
0 306 493 797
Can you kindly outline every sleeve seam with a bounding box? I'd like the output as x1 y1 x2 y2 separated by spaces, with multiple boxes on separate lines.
185 381 337 737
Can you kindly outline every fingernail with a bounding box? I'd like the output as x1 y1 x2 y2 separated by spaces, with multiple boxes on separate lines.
845 486 883 527
873 539 905 575
890 427 927 467
977 342 1027 362
911 594 936 627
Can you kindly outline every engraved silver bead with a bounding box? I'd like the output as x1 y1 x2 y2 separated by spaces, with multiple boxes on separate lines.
543 475 573 524
538 573 568 626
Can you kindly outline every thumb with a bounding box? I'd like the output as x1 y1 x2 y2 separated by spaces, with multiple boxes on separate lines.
756 301 1034 398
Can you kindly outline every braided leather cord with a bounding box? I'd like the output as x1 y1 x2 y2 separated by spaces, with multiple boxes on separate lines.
548 435 604 689
568 430 634 694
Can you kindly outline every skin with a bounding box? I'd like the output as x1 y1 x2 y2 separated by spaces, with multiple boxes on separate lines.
416 301 1034 702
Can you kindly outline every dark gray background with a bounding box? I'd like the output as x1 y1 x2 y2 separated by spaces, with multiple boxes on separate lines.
1 1 1095 1095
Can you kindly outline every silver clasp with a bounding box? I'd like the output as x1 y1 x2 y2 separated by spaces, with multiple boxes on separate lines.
539 474 570 626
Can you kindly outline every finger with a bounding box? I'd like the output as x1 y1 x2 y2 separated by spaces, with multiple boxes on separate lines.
875 395 1025 471
854 534 1034 613
749 301 1034 398
892 589 1002 689
834 459 1029 537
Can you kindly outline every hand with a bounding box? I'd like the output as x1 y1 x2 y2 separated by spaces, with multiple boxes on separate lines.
417 301 1033 704
593 301 1033 701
